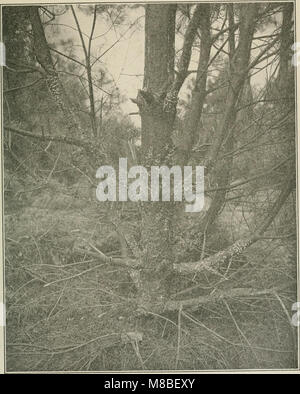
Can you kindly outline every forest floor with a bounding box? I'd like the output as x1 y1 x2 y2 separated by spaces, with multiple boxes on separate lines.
4 169 298 371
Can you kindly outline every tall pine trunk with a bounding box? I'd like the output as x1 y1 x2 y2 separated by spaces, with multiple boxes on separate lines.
136 5 177 308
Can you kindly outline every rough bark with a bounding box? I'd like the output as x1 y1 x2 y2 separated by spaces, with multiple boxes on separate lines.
28 7 80 133
135 5 177 307
168 4 208 100
128 4 192 307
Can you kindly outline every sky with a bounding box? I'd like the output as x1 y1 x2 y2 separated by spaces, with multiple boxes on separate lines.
43 4 283 128
45 5 145 126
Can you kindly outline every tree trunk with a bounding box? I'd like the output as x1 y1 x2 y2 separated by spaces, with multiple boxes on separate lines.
28 7 81 134
135 5 177 308
202 5 258 231
179 4 211 165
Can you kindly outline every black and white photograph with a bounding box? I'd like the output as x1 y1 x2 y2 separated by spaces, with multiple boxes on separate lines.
0 0 299 373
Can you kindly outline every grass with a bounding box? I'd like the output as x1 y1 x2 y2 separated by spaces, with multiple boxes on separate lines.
4 173 298 371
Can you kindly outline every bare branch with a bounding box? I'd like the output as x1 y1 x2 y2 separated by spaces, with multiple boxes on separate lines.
5 125 89 149
174 174 295 275
164 286 288 312
4 78 43 93
49 46 86 68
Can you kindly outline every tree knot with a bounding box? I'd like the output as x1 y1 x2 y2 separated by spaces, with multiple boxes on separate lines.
132 89 166 115
163 91 178 114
